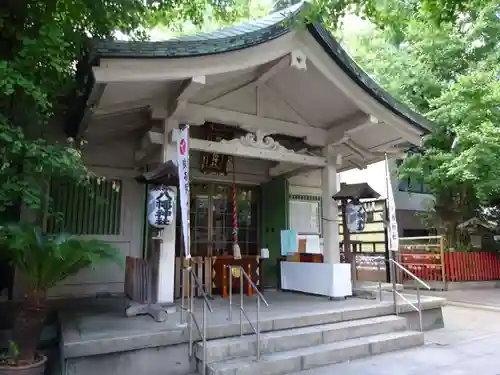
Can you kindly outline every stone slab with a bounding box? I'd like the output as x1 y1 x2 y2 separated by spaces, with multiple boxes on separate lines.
65 342 193 375
60 292 444 359
401 307 445 331
206 331 424 375
195 315 407 362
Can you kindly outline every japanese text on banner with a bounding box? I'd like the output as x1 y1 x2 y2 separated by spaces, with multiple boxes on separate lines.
385 154 399 251
177 126 191 259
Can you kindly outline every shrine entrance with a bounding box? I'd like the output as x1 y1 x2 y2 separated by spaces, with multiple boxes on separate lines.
174 182 261 297
182 182 259 258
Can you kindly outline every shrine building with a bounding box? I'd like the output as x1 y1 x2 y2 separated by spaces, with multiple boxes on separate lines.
38 4 432 303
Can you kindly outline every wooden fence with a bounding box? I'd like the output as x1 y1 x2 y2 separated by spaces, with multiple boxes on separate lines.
398 236 500 282
444 252 500 281
126 255 261 302
125 256 212 303
398 236 445 283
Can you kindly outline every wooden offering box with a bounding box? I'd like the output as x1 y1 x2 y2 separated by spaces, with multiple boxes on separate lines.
213 255 262 296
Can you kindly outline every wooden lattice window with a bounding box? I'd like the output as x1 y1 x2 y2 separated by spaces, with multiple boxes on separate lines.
46 177 123 235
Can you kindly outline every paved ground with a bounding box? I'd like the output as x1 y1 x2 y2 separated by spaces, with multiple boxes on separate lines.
425 288 500 307
290 305 500 375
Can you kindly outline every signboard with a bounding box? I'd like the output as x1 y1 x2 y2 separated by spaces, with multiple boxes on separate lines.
385 154 399 251
200 123 230 175
289 200 321 234
280 229 298 256
346 203 366 233
147 185 175 228
177 125 191 259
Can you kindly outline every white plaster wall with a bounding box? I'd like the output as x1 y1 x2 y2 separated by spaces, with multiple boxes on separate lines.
288 169 322 195
49 139 144 298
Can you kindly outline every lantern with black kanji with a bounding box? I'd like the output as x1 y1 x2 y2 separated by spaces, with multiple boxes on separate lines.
147 185 175 228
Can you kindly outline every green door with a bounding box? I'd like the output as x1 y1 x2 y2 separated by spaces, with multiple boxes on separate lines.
260 177 289 288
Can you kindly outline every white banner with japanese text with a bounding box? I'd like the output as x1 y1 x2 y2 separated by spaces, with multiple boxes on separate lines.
177 125 191 259
385 154 399 251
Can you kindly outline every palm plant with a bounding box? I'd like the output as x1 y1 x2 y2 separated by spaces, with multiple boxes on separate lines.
0 224 122 366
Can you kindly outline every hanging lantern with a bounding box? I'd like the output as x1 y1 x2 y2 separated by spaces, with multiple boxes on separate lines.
147 185 175 228
346 202 366 233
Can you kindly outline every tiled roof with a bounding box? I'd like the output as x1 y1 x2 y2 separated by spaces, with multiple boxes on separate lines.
89 3 433 134
333 183 381 200
94 5 302 58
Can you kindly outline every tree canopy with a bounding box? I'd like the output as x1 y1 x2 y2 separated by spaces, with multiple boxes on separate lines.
0 0 240 219
0 0 496 224
339 0 500 246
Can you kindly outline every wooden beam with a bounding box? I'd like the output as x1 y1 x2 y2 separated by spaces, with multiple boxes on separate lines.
92 34 295 83
77 82 107 137
168 76 205 117
343 138 373 160
94 98 153 117
297 31 426 146
383 121 422 146
268 149 317 176
135 130 160 164
255 56 291 86
268 162 298 177
326 112 375 145
262 84 310 126
156 130 328 167
203 56 290 106
151 76 206 120
170 103 327 146
269 164 319 178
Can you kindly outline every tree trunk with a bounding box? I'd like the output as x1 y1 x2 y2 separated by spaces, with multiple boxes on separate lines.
11 289 48 364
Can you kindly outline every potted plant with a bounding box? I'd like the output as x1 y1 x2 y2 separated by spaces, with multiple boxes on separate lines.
0 224 122 375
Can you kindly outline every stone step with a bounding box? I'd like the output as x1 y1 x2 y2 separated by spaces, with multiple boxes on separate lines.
195 315 407 363
204 331 424 375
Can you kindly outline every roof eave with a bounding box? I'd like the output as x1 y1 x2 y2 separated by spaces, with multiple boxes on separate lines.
306 23 432 135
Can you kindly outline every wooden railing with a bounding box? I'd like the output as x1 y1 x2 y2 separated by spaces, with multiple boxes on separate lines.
398 236 500 283
444 252 500 281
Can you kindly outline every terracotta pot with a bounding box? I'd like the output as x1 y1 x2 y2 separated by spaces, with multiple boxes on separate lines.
0 355 47 375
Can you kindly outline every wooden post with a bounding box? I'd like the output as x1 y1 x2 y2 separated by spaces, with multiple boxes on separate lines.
247 264 253 296
222 265 228 299
440 236 446 286
341 199 356 288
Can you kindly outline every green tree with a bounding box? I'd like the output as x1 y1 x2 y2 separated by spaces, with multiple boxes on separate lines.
0 0 241 220
339 1 500 246
0 0 493 224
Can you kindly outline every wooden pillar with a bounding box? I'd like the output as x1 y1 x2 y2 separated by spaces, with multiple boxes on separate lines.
157 119 179 305
321 150 340 263
341 199 356 288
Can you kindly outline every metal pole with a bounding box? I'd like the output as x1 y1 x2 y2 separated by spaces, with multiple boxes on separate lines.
377 261 382 301
202 297 207 375
228 266 233 321
180 266 185 324
417 285 423 332
256 296 261 361
189 271 194 357
384 153 398 314
391 260 398 315
240 270 244 336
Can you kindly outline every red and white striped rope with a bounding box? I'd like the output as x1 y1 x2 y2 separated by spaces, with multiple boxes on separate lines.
232 183 238 242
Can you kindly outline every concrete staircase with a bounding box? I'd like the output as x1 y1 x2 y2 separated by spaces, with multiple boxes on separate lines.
194 315 424 375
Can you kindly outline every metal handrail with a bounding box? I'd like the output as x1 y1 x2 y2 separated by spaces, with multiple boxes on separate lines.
227 265 269 361
378 259 431 332
189 269 214 312
399 235 443 240
180 266 213 375
390 259 431 290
